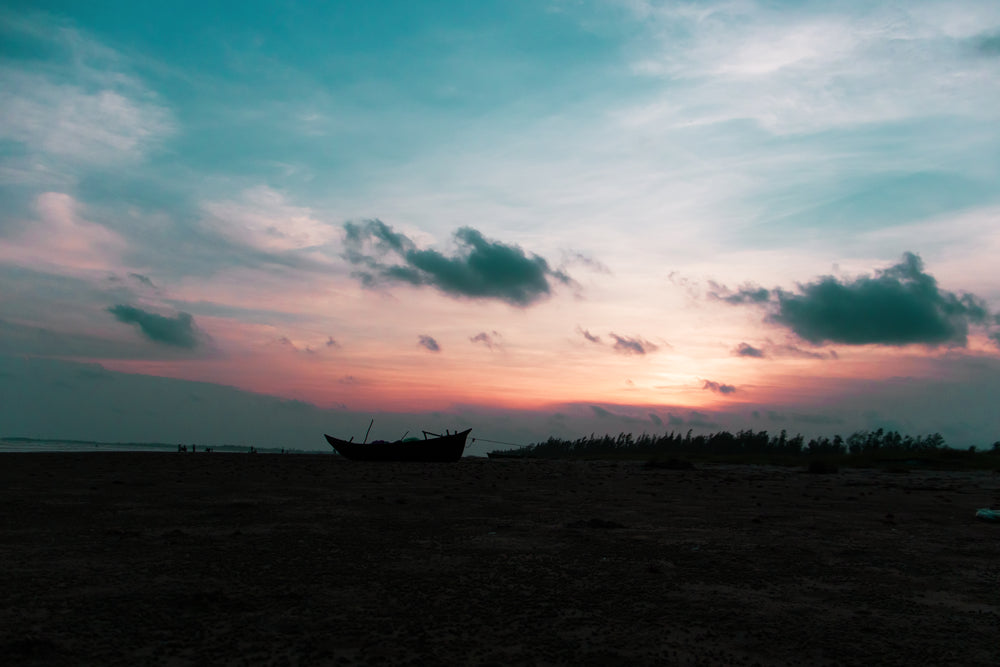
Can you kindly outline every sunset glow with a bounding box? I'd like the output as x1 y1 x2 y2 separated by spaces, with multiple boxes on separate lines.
2 2 1000 451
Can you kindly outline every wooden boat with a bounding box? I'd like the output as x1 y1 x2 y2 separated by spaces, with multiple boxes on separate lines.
324 429 471 462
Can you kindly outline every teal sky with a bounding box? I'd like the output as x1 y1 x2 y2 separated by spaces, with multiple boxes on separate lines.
2 1 1000 450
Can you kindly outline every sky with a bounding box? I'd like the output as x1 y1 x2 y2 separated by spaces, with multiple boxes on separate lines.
2 0 999 452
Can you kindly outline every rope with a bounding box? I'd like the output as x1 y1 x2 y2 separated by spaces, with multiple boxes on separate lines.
470 436 531 449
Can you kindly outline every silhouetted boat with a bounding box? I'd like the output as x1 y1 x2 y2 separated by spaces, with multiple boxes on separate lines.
324 429 471 462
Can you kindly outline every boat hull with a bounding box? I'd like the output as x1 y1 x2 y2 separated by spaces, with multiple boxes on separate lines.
324 429 471 462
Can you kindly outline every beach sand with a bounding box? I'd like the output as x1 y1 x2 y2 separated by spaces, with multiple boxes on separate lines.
1 453 999 665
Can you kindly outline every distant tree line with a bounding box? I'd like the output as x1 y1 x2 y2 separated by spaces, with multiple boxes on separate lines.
496 428 975 459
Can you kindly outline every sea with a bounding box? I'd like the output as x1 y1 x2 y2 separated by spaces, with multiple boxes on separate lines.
0 438 319 454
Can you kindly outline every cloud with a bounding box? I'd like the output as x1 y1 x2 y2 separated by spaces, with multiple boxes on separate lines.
470 331 502 350
201 186 336 253
579 328 664 356
563 251 611 274
0 317 185 360
733 341 837 360
107 305 200 348
703 380 736 394
715 253 991 348
417 335 440 352
772 344 838 360
624 3 1000 133
589 405 643 422
0 18 173 168
590 405 614 419
770 253 989 346
326 336 340 348
609 333 658 355
649 413 662 426
128 273 156 288
709 281 771 305
0 192 127 274
687 411 717 428
343 220 573 306
734 342 766 358
974 32 1000 55
272 336 320 355
0 76 173 166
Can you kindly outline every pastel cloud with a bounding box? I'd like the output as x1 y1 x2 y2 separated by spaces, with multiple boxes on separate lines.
0 20 173 169
0 81 172 165
0 192 127 273
201 186 337 253
626 2 1000 133
343 219 573 306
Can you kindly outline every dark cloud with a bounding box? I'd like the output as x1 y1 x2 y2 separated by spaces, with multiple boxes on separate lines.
271 337 321 355
770 253 988 346
343 220 573 307
108 305 200 348
128 273 156 288
418 335 440 352
973 32 1000 55
790 413 844 425
709 281 771 305
77 365 114 381
609 333 658 355
667 414 684 426
716 253 990 348
589 405 643 422
687 411 717 428
772 344 838 360
579 328 661 355
735 341 836 360
326 336 340 348
470 331 502 350
756 410 843 425
563 251 611 274
649 413 663 426
703 380 737 394
734 342 766 358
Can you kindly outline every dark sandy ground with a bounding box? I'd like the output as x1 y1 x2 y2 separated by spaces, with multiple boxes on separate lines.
1 453 999 666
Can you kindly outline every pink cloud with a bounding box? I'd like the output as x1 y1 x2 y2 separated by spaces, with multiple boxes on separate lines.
0 192 127 274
